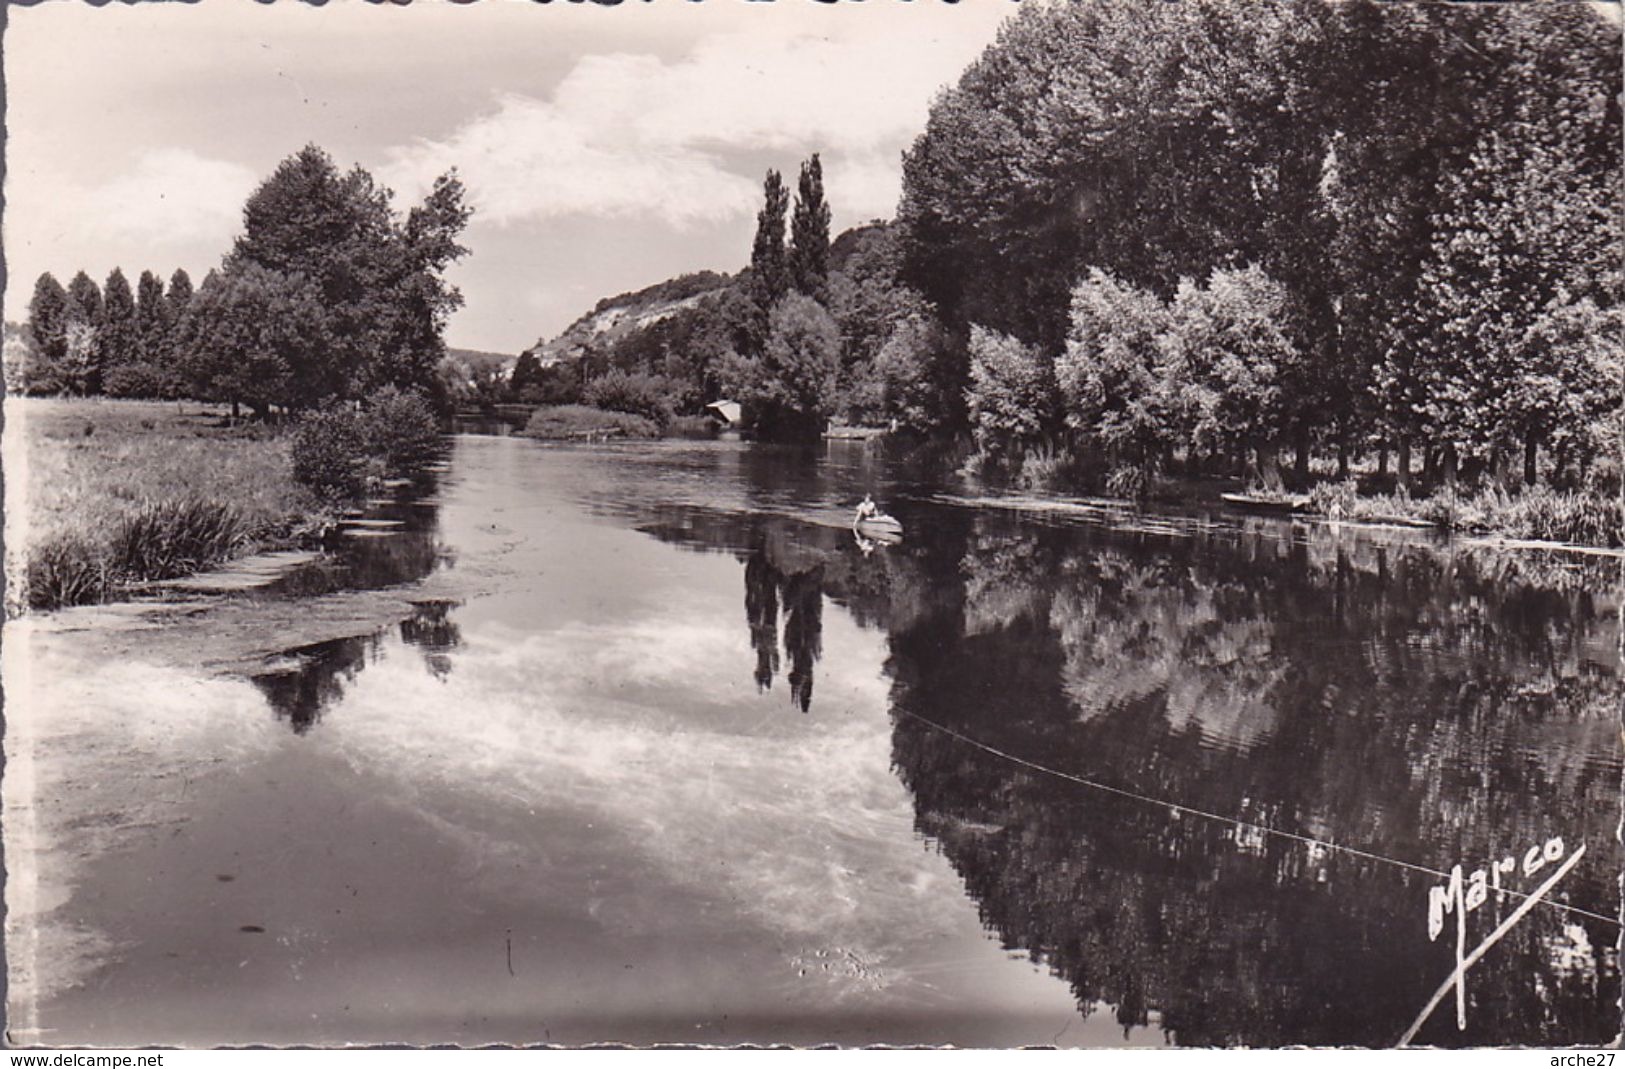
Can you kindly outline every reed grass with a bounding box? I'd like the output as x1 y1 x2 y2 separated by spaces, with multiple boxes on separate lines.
24 534 112 609
9 398 329 612
1307 477 1622 548
107 499 252 580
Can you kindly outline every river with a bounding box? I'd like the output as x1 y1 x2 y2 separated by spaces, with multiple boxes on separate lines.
5 433 1620 1047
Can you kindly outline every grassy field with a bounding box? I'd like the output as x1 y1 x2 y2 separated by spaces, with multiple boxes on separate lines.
6 397 331 612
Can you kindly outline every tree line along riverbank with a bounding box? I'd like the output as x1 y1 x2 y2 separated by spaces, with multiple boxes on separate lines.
8 2 1622 605
6 143 468 613
475 2 1621 547
10 386 1619 622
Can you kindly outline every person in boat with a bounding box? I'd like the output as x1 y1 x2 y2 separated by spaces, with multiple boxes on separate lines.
854 494 879 524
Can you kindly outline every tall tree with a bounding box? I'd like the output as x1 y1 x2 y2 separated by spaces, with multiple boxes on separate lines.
25 272 68 392
789 154 832 304
747 169 790 338
98 269 180 399
100 267 139 379
722 291 841 441
227 146 391 396
65 271 104 394
161 268 197 395
895 0 1620 483
375 171 472 401
165 268 195 326
1327 3 1504 479
218 145 469 407
1328 2 1618 480
136 270 167 351
1406 115 1619 483
176 263 330 417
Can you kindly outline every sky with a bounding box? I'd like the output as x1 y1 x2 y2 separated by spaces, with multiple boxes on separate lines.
3 0 1021 355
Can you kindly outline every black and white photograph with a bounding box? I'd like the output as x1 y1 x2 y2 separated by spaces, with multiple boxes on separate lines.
2 0 1621 1051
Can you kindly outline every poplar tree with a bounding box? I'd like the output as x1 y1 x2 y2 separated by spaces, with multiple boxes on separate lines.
166 268 195 326
789 154 832 304
747 169 790 333
136 270 167 353
65 271 104 394
1406 116 1618 484
26 272 69 390
100 267 139 378
161 268 197 393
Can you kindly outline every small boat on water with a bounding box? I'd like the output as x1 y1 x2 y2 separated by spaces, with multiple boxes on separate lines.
1220 491 1312 515
853 495 904 545
1344 511 1435 530
855 513 904 540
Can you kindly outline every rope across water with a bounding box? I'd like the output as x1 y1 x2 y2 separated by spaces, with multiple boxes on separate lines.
896 706 1619 928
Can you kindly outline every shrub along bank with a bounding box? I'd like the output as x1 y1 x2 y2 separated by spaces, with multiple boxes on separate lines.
517 404 660 441
290 387 443 501
14 394 445 613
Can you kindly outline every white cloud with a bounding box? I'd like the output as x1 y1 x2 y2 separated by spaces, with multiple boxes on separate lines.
82 147 259 246
385 90 758 230
628 27 962 156
383 15 1006 231
823 152 912 226
0 2 1016 343
4 147 259 322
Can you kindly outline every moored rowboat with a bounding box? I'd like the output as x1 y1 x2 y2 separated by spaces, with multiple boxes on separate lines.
1220 491 1311 515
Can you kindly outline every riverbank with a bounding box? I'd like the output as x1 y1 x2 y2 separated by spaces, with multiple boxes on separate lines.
5 398 335 614
3 473 521 1033
1304 479 1623 548
516 403 660 441
1146 479 1623 549
970 442 1624 550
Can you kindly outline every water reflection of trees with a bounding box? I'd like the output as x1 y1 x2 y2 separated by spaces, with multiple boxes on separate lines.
742 528 825 712
266 478 447 598
782 568 823 711
399 599 464 681
250 600 465 730
626 492 1619 1043
744 553 781 692
883 514 1621 1046
251 632 380 734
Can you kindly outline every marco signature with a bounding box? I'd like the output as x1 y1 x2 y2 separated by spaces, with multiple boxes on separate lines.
1400 836 1587 1046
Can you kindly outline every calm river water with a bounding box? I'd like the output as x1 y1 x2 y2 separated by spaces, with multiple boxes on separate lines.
13 434 1622 1047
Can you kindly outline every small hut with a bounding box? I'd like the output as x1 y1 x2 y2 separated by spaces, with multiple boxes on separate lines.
704 400 742 428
